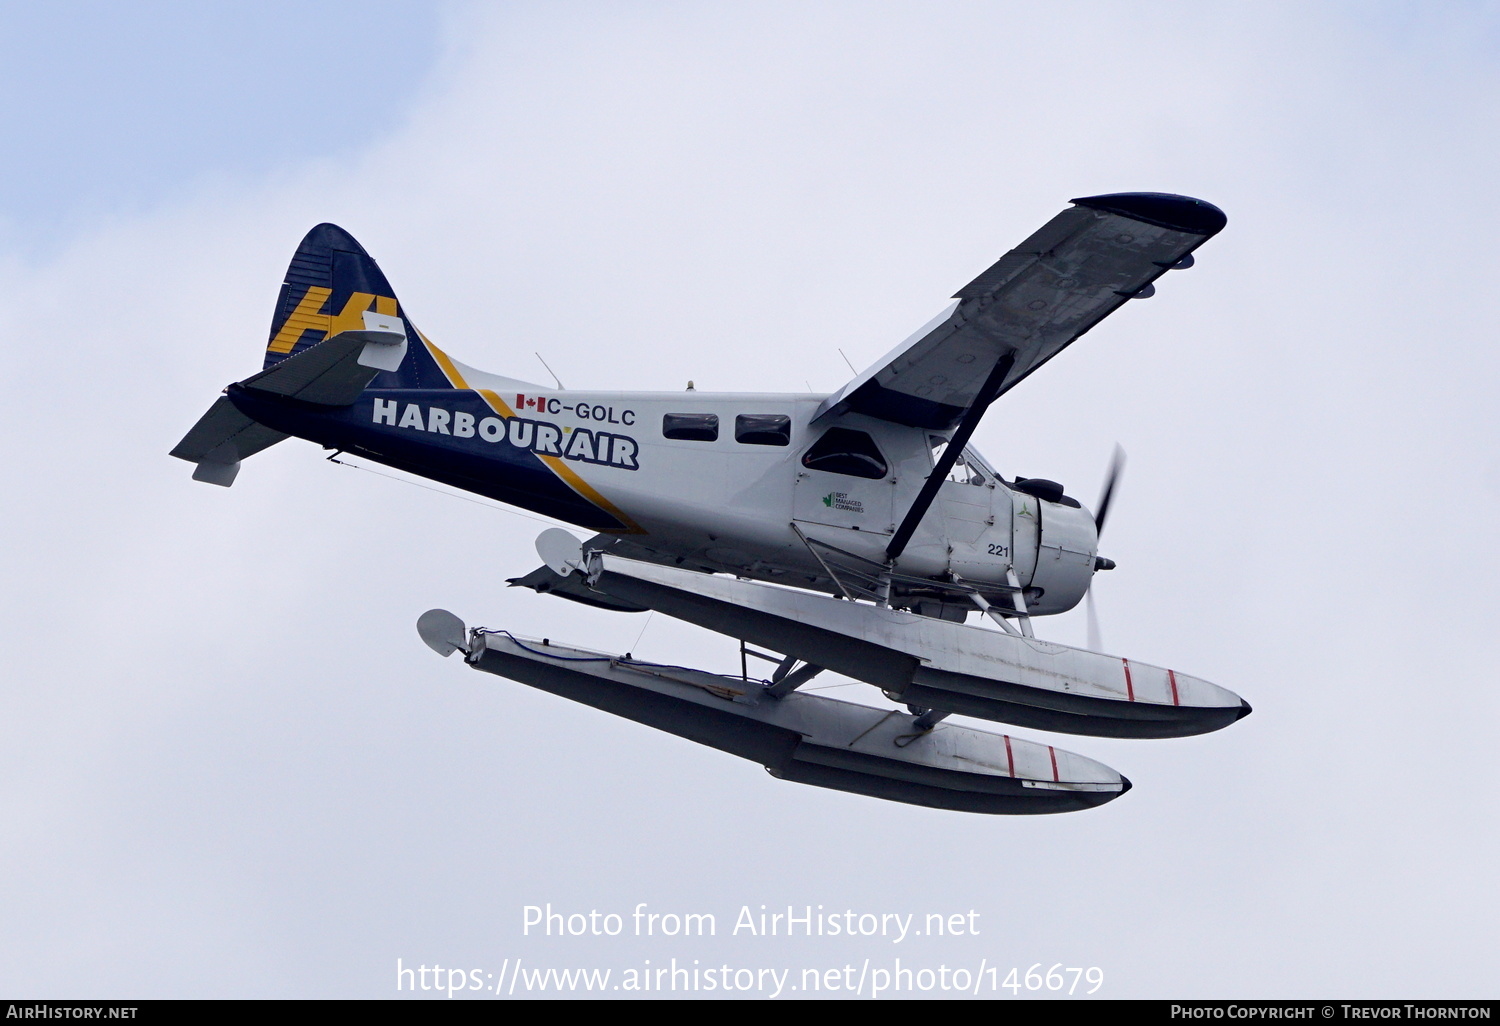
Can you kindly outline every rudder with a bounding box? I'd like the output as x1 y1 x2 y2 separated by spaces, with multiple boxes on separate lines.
263 223 456 389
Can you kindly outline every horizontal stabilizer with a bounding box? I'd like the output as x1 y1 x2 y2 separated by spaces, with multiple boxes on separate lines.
169 396 289 487
242 313 405 406
172 303 409 486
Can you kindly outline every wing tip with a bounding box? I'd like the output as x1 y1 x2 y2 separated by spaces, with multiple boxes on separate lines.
1070 192 1227 236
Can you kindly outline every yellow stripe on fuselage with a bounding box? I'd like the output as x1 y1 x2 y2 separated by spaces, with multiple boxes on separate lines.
422 334 645 534
423 334 475 391
533 453 645 535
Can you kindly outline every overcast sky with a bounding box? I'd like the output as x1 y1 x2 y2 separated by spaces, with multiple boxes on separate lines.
1 1 1497 1000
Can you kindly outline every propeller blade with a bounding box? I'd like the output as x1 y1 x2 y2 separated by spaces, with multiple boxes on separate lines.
1094 444 1127 537
1086 444 1124 653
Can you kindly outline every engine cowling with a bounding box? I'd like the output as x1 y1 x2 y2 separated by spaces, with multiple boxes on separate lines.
1008 482 1098 616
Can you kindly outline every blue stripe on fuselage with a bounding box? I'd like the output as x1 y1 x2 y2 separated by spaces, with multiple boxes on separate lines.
226 386 629 531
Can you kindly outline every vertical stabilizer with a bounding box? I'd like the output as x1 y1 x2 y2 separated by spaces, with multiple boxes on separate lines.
263 223 456 389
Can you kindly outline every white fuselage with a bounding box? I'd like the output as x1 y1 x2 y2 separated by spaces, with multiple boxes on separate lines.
448 360 1099 617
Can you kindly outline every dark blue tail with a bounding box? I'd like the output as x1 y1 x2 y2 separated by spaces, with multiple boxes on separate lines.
263 224 457 389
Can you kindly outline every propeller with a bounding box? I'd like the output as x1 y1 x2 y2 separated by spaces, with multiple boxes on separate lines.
1086 584 1104 653
1093 443 1127 538
1086 445 1126 653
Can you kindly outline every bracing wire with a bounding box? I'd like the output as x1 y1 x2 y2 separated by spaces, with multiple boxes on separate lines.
326 452 578 531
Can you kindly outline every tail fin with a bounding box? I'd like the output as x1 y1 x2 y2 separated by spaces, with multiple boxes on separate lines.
171 224 462 487
263 223 457 389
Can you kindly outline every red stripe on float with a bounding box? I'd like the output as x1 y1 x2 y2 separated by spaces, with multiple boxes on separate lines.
1122 657 1135 702
1004 735 1015 777
1048 745 1059 782
1168 668 1180 706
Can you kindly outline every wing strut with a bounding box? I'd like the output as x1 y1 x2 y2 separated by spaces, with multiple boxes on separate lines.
885 351 1016 562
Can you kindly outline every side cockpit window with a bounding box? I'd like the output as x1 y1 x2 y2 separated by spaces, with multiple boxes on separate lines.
735 414 790 446
663 413 719 441
930 436 991 486
802 427 888 479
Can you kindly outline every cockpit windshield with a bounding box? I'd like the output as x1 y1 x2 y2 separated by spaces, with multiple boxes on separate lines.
929 436 997 486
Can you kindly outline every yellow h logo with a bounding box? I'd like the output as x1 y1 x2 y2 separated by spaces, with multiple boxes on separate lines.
266 289 399 355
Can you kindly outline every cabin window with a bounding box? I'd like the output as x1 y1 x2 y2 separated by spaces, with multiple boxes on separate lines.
662 413 719 441
801 427 888 479
735 414 790 446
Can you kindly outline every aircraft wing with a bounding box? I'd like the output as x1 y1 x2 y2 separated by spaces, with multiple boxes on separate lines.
815 193 1226 430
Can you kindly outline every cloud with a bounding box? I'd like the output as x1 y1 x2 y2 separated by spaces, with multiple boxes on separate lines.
1 1 1496 997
